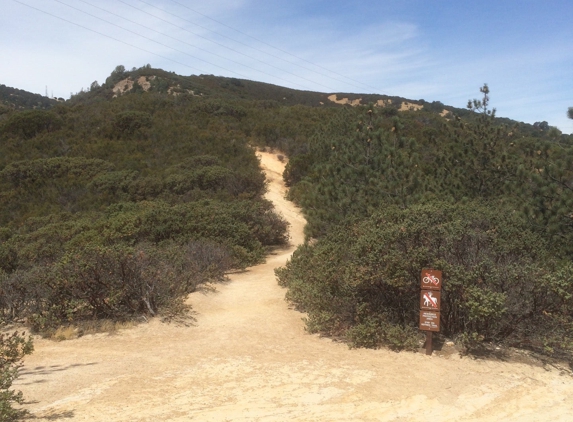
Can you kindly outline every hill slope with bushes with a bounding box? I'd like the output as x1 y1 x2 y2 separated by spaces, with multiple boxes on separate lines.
277 85 573 358
0 69 295 336
1 68 572 356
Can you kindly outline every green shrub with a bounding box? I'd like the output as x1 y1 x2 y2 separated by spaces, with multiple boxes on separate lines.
277 200 573 354
24 240 233 331
0 157 112 188
346 319 382 349
112 111 152 137
0 331 33 422
1 110 62 139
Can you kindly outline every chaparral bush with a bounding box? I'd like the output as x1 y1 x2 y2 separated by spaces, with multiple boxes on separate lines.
0 331 33 422
277 201 573 355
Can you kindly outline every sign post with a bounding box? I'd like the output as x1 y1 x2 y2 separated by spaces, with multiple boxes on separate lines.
419 269 442 355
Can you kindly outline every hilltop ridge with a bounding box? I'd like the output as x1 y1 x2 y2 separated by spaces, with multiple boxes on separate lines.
3 65 566 141
0 84 57 111
87 65 457 114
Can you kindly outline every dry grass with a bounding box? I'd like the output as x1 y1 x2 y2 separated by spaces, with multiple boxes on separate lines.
48 320 137 341
52 326 78 342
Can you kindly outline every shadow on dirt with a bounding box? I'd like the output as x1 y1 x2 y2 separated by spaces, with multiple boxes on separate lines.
24 409 75 420
422 334 573 377
18 362 98 385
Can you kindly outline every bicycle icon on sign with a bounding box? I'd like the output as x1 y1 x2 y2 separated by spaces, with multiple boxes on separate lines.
422 272 440 286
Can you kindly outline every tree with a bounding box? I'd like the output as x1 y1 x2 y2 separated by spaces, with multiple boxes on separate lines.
534 121 550 131
104 65 127 87
297 106 423 237
438 84 516 199
1 110 62 139
467 83 496 116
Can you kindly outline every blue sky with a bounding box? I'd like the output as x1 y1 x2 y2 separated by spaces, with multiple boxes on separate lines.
2 0 572 133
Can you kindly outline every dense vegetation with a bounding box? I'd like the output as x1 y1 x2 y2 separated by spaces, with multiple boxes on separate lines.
0 85 56 111
277 202 573 353
278 85 573 357
1 68 572 417
0 67 305 336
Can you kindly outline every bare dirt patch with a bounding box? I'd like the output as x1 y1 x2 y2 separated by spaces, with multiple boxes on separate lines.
112 78 134 97
399 102 424 112
327 94 363 106
15 152 573 421
112 76 154 97
136 76 152 92
327 95 424 113
376 99 392 107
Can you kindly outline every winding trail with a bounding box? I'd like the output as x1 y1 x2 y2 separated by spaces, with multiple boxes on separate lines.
16 152 573 421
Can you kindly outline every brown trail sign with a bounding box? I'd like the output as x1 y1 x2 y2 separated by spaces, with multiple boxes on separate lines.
419 269 442 355
419 311 440 332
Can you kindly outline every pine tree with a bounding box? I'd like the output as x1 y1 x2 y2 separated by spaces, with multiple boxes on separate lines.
435 84 517 199
523 140 573 255
301 105 423 236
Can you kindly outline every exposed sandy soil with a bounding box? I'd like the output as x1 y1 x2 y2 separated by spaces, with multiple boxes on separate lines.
16 152 573 421
326 95 425 114
327 95 363 106
376 99 392 107
112 76 155 97
112 78 136 97
398 102 423 112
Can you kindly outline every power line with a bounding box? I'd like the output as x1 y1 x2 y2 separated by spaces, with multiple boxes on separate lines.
49 0 254 82
10 0 206 77
11 0 338 93
58 0 314 90
164 0 383 93
136 0 369 92
12 0 382 95
116 0 337 91
13 0 323 92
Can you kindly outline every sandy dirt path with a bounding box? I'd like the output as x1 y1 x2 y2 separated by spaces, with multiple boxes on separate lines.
16 152 573 421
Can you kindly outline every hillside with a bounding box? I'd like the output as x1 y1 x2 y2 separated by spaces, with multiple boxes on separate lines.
277 84 573 358
0 67 295 341
82 64 418 108
0 66 572 420
14 152 573 421
3 64 569 143
0 84 57 111
0 66 571 339
62 65 569 146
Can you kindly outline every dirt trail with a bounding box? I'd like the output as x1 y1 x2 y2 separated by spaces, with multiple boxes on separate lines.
17 152 573 421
